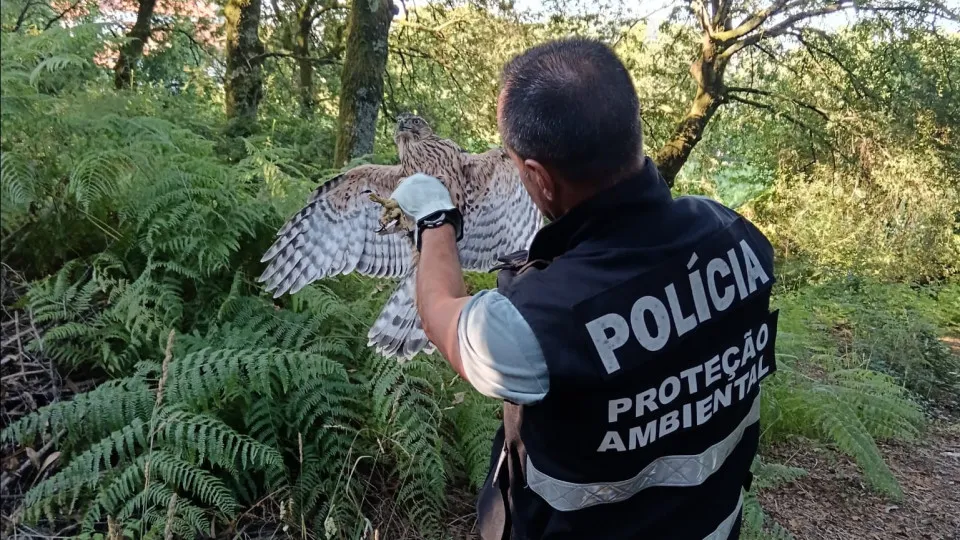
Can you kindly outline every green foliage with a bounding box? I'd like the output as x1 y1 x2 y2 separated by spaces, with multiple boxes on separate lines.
449 389 501 490
1 287 372 536
367 354 449 536
774 280 960 398
741 458 807 540
759 280 940 500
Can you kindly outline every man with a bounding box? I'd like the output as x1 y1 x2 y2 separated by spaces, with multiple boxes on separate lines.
387 38 778 539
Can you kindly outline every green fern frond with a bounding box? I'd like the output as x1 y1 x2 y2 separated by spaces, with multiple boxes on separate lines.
23 420 149 519
28 53 87 86
368 354 448 538
166 347 349 407
146 450 239 516
1 378 153 448
773 379 904 499
741 490 795 540
68 150 133 212
81 459 146 532
449 389 500 489
0 151 36 220
117 482 211 536
751 460 807 491
158 408 283 471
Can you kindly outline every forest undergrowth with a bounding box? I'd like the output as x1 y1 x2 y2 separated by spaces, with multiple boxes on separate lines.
2 9 959 540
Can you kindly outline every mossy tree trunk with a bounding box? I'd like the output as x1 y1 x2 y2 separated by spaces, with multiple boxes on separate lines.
225 0 265 135
113 0 157 90
333 0 396 167
295 0 317 117
653 33 728 187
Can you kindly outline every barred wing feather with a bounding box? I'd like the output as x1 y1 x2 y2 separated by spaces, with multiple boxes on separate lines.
366 271 437 360
258 164 413 297
458 149 542 271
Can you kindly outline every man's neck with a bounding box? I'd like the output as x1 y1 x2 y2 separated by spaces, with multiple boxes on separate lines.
555 159 644 217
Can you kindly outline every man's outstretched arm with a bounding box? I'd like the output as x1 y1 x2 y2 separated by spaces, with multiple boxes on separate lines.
417 224 470 380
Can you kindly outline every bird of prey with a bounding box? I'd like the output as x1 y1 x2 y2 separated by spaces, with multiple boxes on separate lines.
258 114 542 360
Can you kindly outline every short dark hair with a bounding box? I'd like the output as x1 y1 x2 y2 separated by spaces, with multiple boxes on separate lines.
499 38 643 183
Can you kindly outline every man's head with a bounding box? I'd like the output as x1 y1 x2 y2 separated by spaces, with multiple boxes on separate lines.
498 38 643 219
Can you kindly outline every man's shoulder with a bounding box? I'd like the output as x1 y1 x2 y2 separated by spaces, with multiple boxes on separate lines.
458 290 549 404
505 195 772 302
674 195 742 224
674 196 772 251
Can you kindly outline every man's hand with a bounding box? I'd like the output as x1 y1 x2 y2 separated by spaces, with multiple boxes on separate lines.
389 173 456 223
386 173 463 250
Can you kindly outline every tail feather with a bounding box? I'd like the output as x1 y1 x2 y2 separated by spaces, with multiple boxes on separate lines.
367 273 435 361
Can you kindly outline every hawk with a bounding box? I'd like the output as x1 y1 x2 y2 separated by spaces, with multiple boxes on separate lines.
258 114 542 359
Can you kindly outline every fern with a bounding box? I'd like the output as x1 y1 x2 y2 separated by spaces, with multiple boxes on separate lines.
0 151 37 229
24 259 185 374
2 346 338 535
449 388 501 490
28 53 88 86
4 17 951 540
368 353 449 538
1 377 153 448
68 150 135 212
763 291 928 500
741 458 806 540
157 408 283 472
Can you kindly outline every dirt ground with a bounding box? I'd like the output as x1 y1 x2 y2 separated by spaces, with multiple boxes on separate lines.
759 421 960 540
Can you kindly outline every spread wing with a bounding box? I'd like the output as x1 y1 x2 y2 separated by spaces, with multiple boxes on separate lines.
458 149 542 271
258 164 414 297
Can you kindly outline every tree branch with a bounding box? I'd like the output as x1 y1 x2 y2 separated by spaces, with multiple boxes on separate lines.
392 17 467 36
727 94 816 132
717 0 858 58
727 85 830 120
713 0 733 30
12 0 40 32
168 27 222 68
789 29 874 100
869 3 960 22
752 41 781 64
43 0 84 30
712 0 794 43
252 51 340 65
309 1 348 22
389 46 433 60
691 0 715 35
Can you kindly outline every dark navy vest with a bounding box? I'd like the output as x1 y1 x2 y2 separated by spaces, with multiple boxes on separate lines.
477 158 778 540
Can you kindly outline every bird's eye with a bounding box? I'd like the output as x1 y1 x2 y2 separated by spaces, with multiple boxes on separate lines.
414 119 423 125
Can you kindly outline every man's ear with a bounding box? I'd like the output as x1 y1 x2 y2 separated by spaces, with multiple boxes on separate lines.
524 159 555 203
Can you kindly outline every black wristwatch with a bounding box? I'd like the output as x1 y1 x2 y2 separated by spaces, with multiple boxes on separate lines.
416 209 463 251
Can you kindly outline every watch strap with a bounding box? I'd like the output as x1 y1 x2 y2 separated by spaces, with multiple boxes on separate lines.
416 209 463 251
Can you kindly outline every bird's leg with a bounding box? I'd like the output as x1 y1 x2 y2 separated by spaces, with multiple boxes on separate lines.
368 193 415 233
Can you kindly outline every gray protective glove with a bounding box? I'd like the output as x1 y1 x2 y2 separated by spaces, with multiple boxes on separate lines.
389 173 463 250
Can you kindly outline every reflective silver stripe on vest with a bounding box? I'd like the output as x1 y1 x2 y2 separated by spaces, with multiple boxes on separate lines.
704 491 744 540
525 394 761 512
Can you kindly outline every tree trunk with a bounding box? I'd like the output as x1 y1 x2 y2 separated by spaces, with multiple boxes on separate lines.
333 0 396 167
654 89 724 186
295 0 316 117
113 0 157 90
654 34 729 186
225 0 265 134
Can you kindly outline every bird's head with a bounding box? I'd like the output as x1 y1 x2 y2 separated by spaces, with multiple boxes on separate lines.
394 113 433 144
